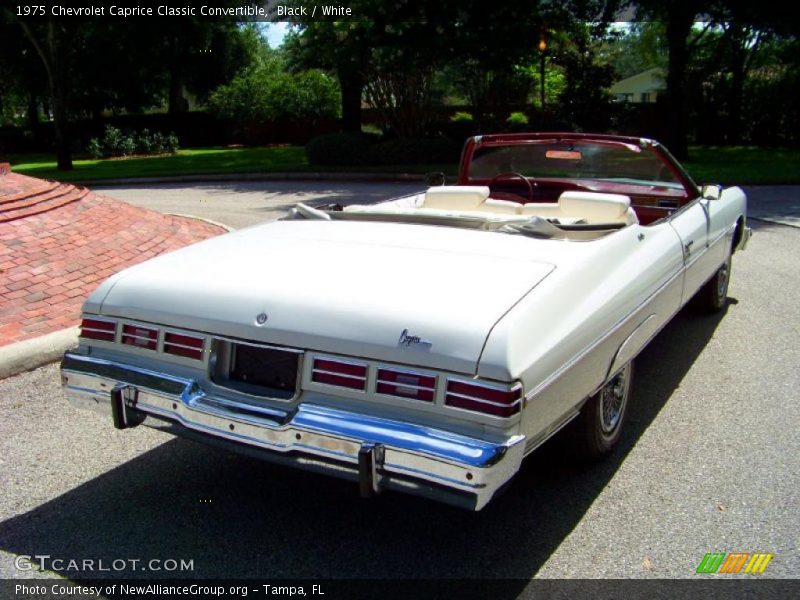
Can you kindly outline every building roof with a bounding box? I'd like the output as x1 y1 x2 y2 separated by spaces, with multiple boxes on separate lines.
609 67 666 95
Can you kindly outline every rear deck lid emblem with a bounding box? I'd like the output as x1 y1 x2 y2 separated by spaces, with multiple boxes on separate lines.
398 329 432 351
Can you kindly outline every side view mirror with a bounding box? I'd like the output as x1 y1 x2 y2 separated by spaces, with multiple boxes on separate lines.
701 184 722 200
425 171 446 187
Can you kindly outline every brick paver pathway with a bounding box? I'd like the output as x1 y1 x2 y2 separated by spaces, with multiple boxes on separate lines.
0 172 226 346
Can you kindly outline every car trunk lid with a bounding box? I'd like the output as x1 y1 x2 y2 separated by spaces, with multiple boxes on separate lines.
95 220 554 374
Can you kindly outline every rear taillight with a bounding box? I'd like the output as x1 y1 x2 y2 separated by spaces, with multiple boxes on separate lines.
164 332 205 360
312 357 367 390
79 317 116 342
376 368 436 402
121 324 158 351
445 379 522 417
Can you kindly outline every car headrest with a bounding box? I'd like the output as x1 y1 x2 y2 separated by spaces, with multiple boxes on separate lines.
423 186 491 211
558 191 631 219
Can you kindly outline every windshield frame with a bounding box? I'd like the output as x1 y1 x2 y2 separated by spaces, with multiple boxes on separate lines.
458 132 699 200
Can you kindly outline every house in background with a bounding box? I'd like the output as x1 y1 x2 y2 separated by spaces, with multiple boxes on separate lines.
609 67 665 103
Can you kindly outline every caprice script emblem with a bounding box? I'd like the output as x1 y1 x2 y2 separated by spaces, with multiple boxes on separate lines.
398 329 432 350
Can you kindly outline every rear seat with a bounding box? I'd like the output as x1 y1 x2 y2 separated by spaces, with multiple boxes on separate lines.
421 186 491 211
403 186 637 225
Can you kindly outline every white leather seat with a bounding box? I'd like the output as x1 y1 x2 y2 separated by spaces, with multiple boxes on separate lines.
522 192 637 225
558 191 631 221
422 186 490 211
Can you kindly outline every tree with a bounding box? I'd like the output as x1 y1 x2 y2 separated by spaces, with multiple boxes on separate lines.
208 51 340 123
601 22 668 80
633 0 719 159
0 12 47 130
2 5 261 169
284 21 370 133
15 18 76 170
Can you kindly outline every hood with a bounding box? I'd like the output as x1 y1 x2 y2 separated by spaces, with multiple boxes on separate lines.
91 220 554 374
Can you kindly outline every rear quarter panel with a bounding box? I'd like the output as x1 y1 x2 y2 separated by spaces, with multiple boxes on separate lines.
478 222 685 450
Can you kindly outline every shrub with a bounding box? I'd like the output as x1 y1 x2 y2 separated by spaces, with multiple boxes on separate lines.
101 125 124 156
150 131 166 153
118 135 136 156
305 132 379 166
165 133 179 154
135 128 153 154
87 137 103 159
210 64 340 123
307 134 461 167
86 125 180 158
370 137 461 166
506 111 530 130
450 111 474 123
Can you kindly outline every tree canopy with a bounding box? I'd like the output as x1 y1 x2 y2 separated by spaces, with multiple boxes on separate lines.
1 0 798 169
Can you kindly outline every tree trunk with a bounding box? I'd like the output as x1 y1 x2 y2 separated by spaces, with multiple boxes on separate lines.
726 24 748 144
339 69 363 133
19 20 73 170
26 93 39 132
50 76 72 171
664 9 694 160
167 33 187 115
168 66 186 115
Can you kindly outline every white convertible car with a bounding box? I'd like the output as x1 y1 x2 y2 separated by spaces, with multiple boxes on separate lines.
62 133 750 510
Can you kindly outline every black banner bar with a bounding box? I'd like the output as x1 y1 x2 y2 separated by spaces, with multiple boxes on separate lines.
3 579 800 600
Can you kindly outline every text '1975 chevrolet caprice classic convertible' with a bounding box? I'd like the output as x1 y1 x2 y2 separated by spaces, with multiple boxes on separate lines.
61 133 751 510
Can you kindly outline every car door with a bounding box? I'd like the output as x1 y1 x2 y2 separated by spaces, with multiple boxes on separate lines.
669 198 714 304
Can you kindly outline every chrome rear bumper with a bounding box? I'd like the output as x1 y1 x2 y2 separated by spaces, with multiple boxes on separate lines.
61 353 525 510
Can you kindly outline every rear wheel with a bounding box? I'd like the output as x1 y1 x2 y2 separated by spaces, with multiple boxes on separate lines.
570 361 633 461
696 254 732 313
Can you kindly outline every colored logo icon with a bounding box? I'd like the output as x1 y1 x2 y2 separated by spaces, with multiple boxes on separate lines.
696 552 773 574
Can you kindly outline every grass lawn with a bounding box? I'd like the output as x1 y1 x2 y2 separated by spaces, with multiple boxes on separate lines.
6 144 798 185
683 146 800 186
7 146 457 183
7 147 312 182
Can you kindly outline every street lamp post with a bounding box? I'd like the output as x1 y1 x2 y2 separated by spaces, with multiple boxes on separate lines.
538 35 547 109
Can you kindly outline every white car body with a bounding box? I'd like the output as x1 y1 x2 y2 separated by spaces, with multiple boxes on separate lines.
62 134 751 510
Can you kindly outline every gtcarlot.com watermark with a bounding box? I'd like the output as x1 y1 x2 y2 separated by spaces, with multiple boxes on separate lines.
14 554 194 573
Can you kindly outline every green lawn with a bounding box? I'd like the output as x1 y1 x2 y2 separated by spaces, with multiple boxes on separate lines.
683 146 800 186
6 144 799 185
7 147 311 182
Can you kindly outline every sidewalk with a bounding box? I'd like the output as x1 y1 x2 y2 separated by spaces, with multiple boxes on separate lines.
0 171 226 376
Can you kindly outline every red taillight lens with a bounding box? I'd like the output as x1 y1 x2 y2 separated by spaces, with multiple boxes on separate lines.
79 318 116 342
376 368 435 402
164 332 204 360
445 379 522 417
312 357 367 390
121 324 158 351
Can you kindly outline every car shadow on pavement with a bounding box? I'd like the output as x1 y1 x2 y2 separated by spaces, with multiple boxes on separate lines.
0 304 729 590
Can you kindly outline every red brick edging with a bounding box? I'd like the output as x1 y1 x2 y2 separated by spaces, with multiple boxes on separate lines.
0 172 226 346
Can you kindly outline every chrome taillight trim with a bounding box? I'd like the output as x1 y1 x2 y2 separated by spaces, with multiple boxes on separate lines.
312 369 366 382
444 378 523 416
314 356 369 369
122 332 157 343
311 355 369 390
445 391 523 409
164 341 204 351
375 367 437 403
81 316 210 363
79 318 117 340
375 378 435 392
81 326 115 334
